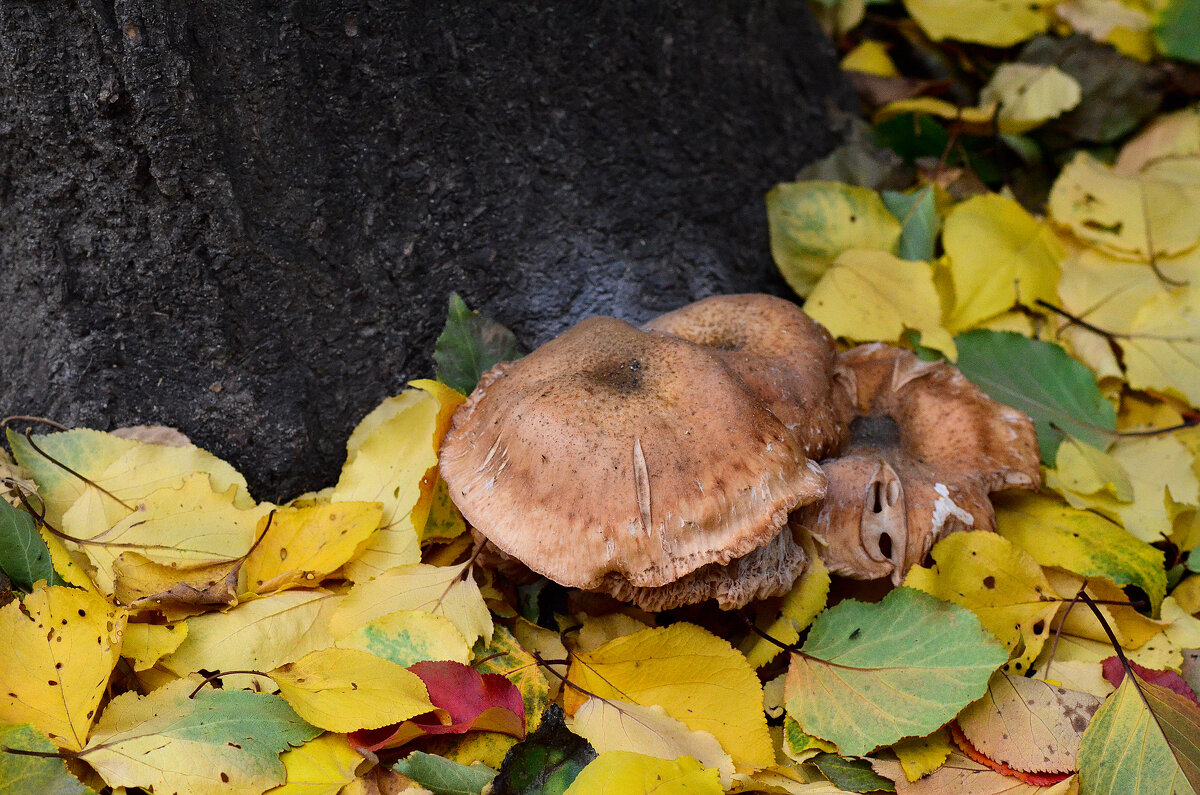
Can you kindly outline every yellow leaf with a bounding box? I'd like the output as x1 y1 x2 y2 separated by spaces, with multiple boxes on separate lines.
336 609 470 668
904 531 1059 674
330 562 493 648
512 618 570 700
567 623 774 772
1116 104 1200 180
942 193 1063 331
333 382 463 581
1056 435 1199 543
570 699 735 789
268 733 364 795
564 752 722 795
270 648 433 732
244 502 383 594
900 0 1053 46
112 552 242 618
1045 437 1133 503
1036 628 1179 672
1049 152 1200 259
805 250 955 357
420 477 466 544
1044 569 1166 650
1174 575 1200 615
839 41 898 77
64 472 268 595
873 97 996 127
1121 289 1200 407
743 546 830 669
0 585 127 750
979 64 1082 134
1038 660 1114 701
575 613 654 654
161 590 342 689
892 728 953 782
766 182 901 297
780 716 836 765
995 492 1166 611
121 621 189 671
1054 0 1154 60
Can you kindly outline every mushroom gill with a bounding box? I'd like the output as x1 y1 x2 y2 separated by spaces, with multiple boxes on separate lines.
792 343 1041 584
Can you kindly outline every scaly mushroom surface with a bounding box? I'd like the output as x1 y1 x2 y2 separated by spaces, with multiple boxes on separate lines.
439 315 828 610
792 343 1041 584
644 294 852 459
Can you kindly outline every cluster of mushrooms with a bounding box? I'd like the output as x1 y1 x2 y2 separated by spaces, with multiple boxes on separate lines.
438 295 1041 612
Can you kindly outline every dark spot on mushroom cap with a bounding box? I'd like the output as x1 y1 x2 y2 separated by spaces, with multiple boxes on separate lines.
849 414 901 448
583 357 643 392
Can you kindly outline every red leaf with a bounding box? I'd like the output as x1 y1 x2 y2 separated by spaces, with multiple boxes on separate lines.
949 721 1071 787
349 659 526 752
1100 657 1199 704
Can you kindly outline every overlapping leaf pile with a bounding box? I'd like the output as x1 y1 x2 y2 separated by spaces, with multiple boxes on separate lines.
6 6 1200 795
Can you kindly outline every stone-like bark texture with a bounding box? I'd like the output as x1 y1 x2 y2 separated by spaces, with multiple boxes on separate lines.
0 1 851 499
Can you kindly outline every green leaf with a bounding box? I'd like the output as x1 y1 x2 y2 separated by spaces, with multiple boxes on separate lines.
1079 674 1200 793
1156 0 1200 64
494 705 596 795
785 588 1007 756
434 293 521 395
0 500 63 591
394 751 497 795
0 723 96 795
882 186 940 262
80 677 321 795
873 114 952 163
953 330 1117 465
810 753 895 793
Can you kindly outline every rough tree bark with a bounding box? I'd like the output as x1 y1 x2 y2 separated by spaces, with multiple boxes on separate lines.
0 1 853 498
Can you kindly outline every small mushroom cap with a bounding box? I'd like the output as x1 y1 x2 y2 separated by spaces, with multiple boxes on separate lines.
644 294 852 459
794 343 1041 583
439 316 827 591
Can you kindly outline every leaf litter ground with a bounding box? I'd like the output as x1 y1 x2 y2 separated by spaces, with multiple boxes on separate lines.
7 6 1200 794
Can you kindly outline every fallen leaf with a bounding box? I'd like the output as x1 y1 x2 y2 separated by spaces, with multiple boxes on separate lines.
950 722 1072 786
393 750 497 795
269 733 365 795
434 293 521 396
805 249 955 356
873 748 1077 793
119 621 189 671
332 381 464 581
841 40 899 77
160 589 342 689
64 472 267 595
244 502 383 594
766 181 902 296
336 608 471 668
493 704 595 795
882 186 941 263
569 699 734 789
809 752 896 792
565 622 773 771
892 729 954 783
112 551 242 617
786 587 1008 755
271 647 434 733
958 673 1101 774
0 723 95 795
0 585 126 750
79 676 320 795
905 531 1060 674
1155 0 1200 64
942 194 1063 332
1078 673 1200 793
563 752 722 794
1043 437 1133 504
1100 657 1199 703
422 477 467 544
781 716 837 764
330 562 493 649
0 498 62 591
995 492 1166 611
574 613 653 655
953 331 1116 464
901 0 1053 45
979 64 1082 134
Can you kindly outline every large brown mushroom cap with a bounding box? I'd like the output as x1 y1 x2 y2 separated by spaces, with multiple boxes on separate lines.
644 294 852 459
439 315 827 594
794 343 1041 584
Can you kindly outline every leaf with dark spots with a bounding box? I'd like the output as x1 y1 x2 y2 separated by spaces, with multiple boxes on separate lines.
492 705 595 795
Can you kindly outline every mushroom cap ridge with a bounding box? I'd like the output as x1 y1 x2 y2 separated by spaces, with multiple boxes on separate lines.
644 294 852 459
438 316 827 590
